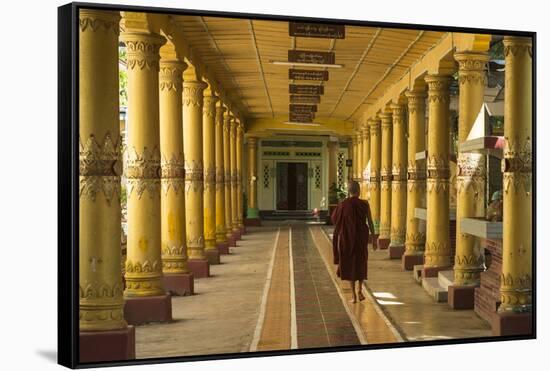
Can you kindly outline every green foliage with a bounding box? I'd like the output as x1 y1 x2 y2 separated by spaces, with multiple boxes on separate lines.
489 41 504 60
120 182 127 209
119 47 128 107
329 182 347 204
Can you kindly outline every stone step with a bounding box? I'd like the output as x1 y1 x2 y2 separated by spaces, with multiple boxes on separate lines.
422 277 448 302
438 270 455 290
413 265 423 284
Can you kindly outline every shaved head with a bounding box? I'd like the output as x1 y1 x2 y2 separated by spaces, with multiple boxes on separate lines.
347 180 360 196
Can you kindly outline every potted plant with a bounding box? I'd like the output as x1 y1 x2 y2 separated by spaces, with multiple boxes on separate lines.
327 182 347 225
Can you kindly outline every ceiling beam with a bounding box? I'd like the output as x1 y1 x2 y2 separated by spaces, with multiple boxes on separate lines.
328 28 382 117
346 30 425 121
248 20 275 119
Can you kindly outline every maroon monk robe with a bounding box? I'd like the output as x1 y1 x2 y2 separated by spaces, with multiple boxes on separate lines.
331 196 375 281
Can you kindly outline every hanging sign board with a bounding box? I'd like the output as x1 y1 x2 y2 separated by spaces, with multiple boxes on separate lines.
288 50 335 64
289 84 324 95
290 95 321 104
289 112 314 123
289 69 329 81
289 22 345 39
289 104 318 113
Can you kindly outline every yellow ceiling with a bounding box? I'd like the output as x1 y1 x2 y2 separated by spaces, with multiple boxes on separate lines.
172 15 446 123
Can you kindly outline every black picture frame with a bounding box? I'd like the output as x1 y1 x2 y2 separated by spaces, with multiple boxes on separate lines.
58 2 536 368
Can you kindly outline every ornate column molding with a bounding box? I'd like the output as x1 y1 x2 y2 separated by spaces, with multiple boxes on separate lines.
79 9 127 333
236 123 245 231
229 118 240 235
215 103 228 246
159 58 189 278
389 103 407 249
369 117 382 234
203 91 219 254
121 28 167 299
403 89 427 262
378 111 393 244
182 78 208 262
424 74 452 269
223 111 234 243
361 124 371 199
453 51 489 286
499 36 532 314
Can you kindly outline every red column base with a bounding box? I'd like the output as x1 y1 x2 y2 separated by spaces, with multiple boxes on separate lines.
227 235 237 247
422 266 451 279
124 293 172 325
216 242 230 254
162 273 194 296
233 230 242 241
80 326 135 363
402 254 424 270
244 218 262 226
240 225 247 235
448 285 476 309
378 238 390 250
491 311 533 336
389 244 405 259
188 258 210 278
205 248 221 265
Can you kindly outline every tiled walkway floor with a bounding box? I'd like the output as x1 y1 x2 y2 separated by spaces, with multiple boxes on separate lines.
134 222 492 359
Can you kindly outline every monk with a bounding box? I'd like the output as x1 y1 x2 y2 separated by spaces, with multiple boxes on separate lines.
331 180 376 303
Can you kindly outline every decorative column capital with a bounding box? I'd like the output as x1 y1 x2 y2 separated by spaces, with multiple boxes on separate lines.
362 123 370 137
120 32 166 71
369 118 381 135
405 89 427 113
159 60 187 92
503 36 532 57
379 111 392 129
425 74 452 103
79 9 120 34
248 136 258 148
182 80 207 107
454 52 489 86
203 92 219 117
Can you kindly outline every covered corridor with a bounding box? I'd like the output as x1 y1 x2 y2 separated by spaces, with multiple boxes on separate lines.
78 8 532 363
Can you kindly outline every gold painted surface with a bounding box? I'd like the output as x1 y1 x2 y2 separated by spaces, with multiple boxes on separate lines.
389 103 407 247
499 37 532 313
159 59 189 274
121 27 166 297
215 102 228 244
79 9 127 331
369 118 382 233
203 92 218 251
223 111 233 240
379 111 393 239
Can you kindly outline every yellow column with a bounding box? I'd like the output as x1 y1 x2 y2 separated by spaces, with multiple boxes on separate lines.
389 102 407 258
79 9 128 334
402 89 427 270
202 88 220 264
356 132 363 183
498 36 532 317
351 135 358 181
122 28 172 321
237 122 245 234
247 136 260 222
159 58 194 295
230 117 241 239
424 74 453 274
362 124 371 200
215 102 229 252
369 118 382 235
453 52 489 291
224 111 236 246
182 72 209 277
378 111 393 249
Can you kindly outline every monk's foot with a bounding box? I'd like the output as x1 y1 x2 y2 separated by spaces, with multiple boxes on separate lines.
358 292 365 302
349 297 357 304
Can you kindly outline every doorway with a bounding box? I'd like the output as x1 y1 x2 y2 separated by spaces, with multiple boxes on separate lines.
276 162 308 210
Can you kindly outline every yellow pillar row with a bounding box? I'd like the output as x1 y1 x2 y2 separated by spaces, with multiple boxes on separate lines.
237 123 245 233
223 111 235 245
